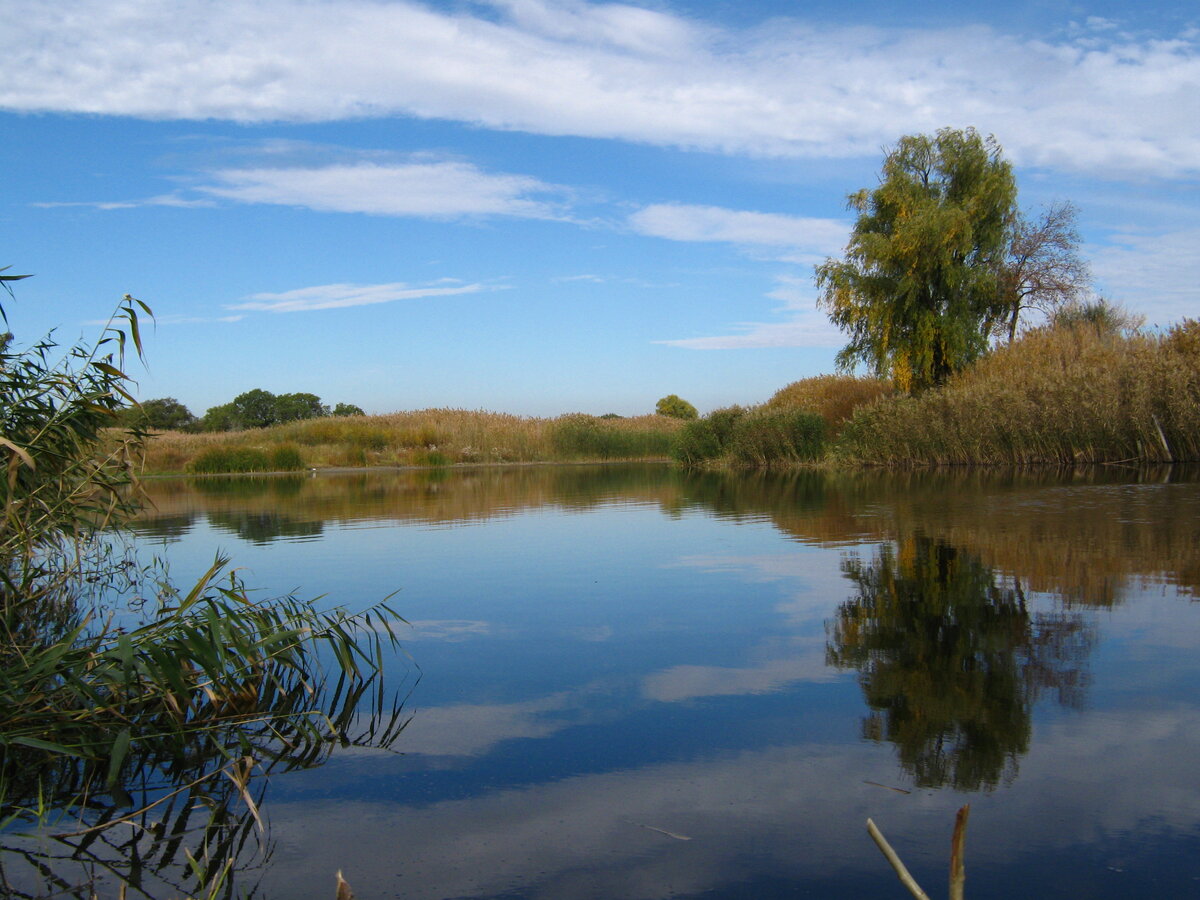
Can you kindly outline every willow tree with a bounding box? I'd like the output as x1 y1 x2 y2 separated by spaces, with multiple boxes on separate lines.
816 128 1018 392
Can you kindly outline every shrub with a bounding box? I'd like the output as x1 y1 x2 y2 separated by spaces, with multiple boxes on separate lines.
550 413 677 459
672 406 745 464
269 443 305 471
655 394 699 419
727 408 827 466
188 447 272 474
767 375 894 436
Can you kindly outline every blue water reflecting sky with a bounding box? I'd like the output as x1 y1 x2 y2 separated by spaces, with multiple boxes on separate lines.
131 467 1200 899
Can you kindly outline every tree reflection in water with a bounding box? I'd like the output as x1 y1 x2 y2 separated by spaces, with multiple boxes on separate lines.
827 535 1094 791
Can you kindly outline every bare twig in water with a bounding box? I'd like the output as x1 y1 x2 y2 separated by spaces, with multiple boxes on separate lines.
867 804 972 900
866 818 931 900
864 780 912 794
640 824 692 841
949 804 970 900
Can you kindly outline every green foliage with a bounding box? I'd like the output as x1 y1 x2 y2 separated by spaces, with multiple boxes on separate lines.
817 127 1018 392
672 406 746 464
203 390 347 431
550 413 677 460
0 271 403 895
123 396 197 431
188 444 306 474
826 536 1093 790
672 406 825 467
201 401 240 432
273 391 329 423
655 394 699 419
727 409 827 466
231 388 279 428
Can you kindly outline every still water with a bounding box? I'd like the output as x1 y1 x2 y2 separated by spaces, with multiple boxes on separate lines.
128 464 1199 899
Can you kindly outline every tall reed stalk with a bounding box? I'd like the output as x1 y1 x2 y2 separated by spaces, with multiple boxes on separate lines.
1 283 408 898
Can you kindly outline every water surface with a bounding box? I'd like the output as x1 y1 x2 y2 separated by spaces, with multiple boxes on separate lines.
126 464 1200 899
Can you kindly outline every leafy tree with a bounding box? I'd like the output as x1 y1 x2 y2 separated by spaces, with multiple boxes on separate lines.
998 201 1090 342
273 392 328 423
816 127 1018 392
655 394 698 419
201 402 240 432
231 388 279 428
127 397 196 431
332 402 365 417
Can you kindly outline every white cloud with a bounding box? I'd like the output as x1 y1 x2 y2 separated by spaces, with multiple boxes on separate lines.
629 204 848 259
199 161 565 219
31 194 216 210
228 281 487 313
2 1 1198 178
1089 227 1200 327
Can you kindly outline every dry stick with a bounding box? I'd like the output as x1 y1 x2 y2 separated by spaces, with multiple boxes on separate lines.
1152 414 1173 461
949 804 970 900
866 819 932 900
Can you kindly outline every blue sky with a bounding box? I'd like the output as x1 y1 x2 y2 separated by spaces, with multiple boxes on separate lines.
3 0 1197 417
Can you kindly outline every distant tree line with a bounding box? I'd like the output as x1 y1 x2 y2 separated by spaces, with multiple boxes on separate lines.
121 390 365 432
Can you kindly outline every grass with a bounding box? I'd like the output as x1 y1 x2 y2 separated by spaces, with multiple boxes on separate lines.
673 406 827 467
766 374 895 437
137 319 1200 475
834 321 1200 466
141 409 685 474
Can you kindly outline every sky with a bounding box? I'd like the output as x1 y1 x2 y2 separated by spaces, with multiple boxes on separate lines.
2 0 1197 417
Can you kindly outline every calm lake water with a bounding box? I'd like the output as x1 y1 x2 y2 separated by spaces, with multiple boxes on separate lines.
123 464 1200 899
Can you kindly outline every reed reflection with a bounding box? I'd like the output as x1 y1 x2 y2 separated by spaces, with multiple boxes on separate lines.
826 535 1094 791
0 567 410 900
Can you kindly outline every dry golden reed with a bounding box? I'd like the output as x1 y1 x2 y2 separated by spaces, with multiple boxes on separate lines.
834 323 1200 466
140 409 685 474
766 375 895 436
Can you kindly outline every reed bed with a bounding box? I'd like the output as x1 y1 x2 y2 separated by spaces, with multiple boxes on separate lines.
139 409 685 474
766 374 895 436
834 323 1200 466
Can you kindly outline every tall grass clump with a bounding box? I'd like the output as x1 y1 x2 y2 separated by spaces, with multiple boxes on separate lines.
548 413 679 460
767 375 895 436
673 406 826 467
835 320 1200 466
187 443 305 474
0 279 405 896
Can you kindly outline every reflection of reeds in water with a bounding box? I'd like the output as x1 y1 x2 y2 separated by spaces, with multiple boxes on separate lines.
1 557 411 899
136 464 1200 606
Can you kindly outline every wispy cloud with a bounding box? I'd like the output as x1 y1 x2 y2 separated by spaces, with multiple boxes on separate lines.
657 275 842 350
200 160 567 220
32 194 215 210
629 203 848 263
1089 227 1200 327
228 281 488 313
1 1 1197 177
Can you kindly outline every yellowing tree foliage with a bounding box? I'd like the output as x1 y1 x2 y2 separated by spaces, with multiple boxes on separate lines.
816 128 1018 392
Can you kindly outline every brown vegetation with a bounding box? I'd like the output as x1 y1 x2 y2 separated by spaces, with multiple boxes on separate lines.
137 409 685 474
834 321 1200 466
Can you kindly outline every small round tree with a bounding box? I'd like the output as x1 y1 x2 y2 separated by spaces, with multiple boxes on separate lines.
655 394 698 419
